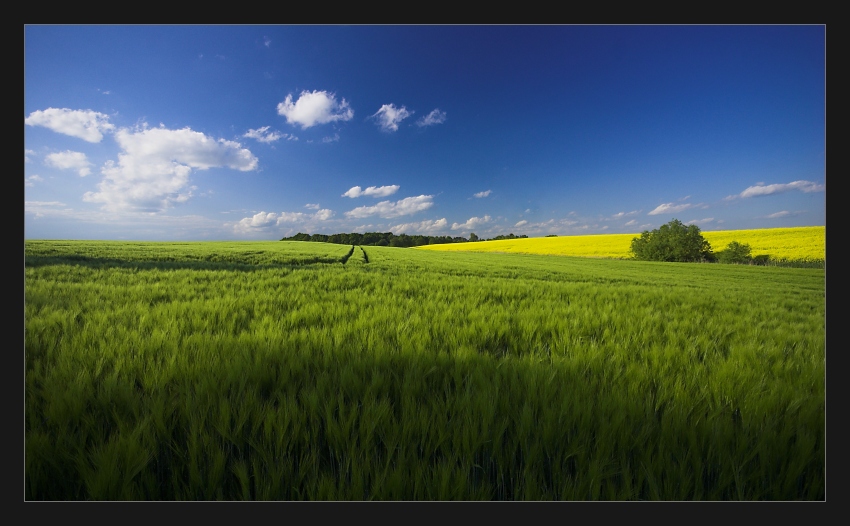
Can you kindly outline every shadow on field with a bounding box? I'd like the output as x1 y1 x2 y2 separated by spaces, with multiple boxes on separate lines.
24 254 346 272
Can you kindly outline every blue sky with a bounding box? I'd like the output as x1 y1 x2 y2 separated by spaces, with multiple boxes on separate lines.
24 25 825 240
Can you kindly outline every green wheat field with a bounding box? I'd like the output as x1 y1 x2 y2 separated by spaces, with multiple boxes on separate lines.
24 235 825 500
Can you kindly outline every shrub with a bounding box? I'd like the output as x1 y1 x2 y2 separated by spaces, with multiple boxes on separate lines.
716 241 753 264
630 219 714 262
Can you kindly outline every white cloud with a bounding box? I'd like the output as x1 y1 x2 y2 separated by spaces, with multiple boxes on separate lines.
417 109 447 127
25 149 35 163
243 126 289 143
342 185 400 198
766 211 791 218
390 218 448 234
45 150 92 177
25 175 44 187
473 190 492 198
232 208 334 234
313 209 334 221
514 220 528 227
371 104 412 132
264 36 271 48
736 180 825 199
322 133 340 143
686 218 714 226
624 219 637 227
345 195 434 219
277 90 354 129
648 202 694 216
611 210 640 219
83 125 258 213
304 203 320 210
25 200 65 208
25 107 115 143
452 215 492 231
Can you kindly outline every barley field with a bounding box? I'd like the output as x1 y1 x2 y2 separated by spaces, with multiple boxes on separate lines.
25 239 825 500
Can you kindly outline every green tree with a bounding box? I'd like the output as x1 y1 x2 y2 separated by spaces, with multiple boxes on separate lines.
469 232 479 242
630 219 713 262
716 241 752 264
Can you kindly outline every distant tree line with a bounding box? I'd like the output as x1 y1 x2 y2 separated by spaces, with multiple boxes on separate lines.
280 232 528 247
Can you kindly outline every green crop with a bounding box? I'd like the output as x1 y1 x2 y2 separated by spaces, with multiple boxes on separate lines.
25 240 825 500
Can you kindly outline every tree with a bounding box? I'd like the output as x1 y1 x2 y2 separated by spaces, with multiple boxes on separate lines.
716 241 752 264
630 219 713 262
469 232 479 242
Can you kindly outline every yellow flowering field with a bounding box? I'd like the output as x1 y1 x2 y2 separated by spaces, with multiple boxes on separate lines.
417 226 825 262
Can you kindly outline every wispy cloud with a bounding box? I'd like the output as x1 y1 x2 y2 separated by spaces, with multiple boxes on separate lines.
685 218 714 226
648 202 702 216
417 109 446 127
345 195 434 219
390 218 448 235
473 190 492 198
371 104 412 132
45 150 92 177
304 203 320 210
277 90 353 129
648 203 693 216
25 107 115 143
263 36 271 48
451 215 492 231
514 220 528 227
342 185 400 198
25 149 35 163
610 210 640 219
322 133 340 143
729 180 825 199
25 174 44 187
84 124 258 213
765 210 793 218
243 126 294 143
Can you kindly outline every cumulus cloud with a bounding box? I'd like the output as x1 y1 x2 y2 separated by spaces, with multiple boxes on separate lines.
244 126 294 143
83 125 258 213
473 190 492 198
45 150 92 177
345 195 434 219
417 109 446 127
342 185 400 198
232 208 334 234
277 90 354 129
313 209 334 221
25 107 115 143
390 218 448 235
304 203 320 210
452 215 492 231
734 180 825 199
371 104 412 132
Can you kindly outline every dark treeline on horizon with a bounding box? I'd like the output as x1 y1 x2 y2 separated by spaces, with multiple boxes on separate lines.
280 232 529 247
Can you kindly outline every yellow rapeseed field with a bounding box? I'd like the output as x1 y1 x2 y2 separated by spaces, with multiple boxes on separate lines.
416 226 825 262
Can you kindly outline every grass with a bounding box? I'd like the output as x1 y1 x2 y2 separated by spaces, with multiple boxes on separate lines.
25 240 825 500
